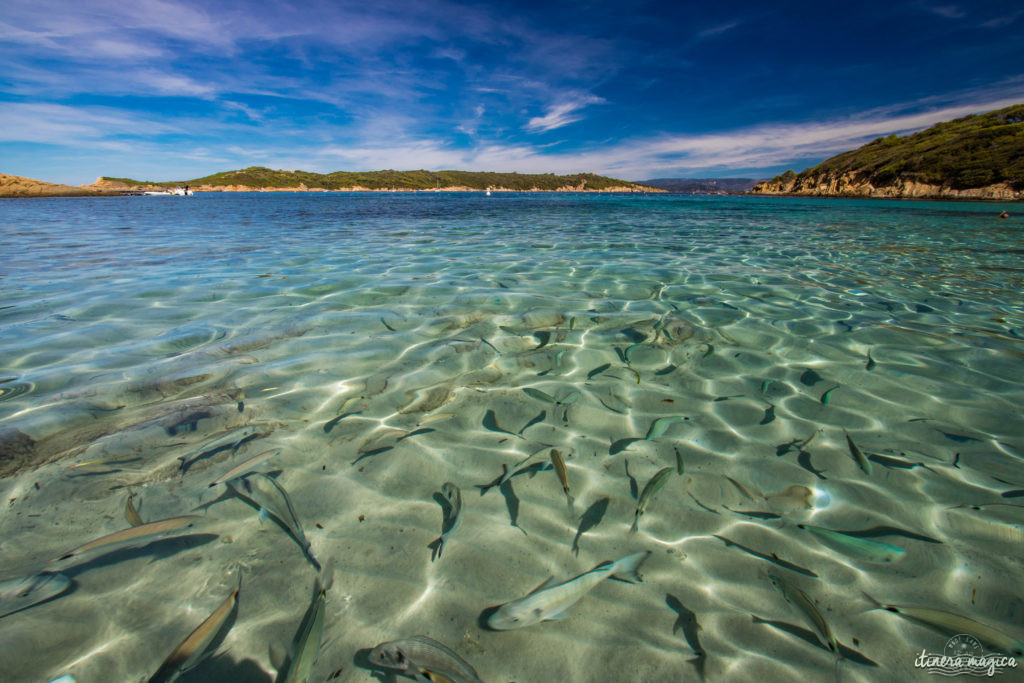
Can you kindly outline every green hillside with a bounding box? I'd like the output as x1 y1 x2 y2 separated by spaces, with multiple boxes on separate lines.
102 167 650 191
766 103 1024 190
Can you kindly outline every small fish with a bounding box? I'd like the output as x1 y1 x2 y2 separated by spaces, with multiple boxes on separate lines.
534 330 551 349
714 536 817 577
798 524 905 562
380 317 397 332
819 385 839 405
632 467 674 532
654 364 677 376
523 387 557 403
760 379 773 394
769 574 840 655
557 389 580 405
482 409 522 439
759 405 775 425
227 473 320 570
597 392 631 414
55 515 201 562
276 569 332 683
550 449 574 515
396 427 436 442
429 482 462 561
587 363 611 380
863 595 1024 656
208 448 281 488
844 431 872 475
723 476 758 501
674 447 685 475
0 572 72 619
609 437 642 455
178 425 270 473
125 492 144 526
865 350 875 370
937 430 981 443
799 369 823 386
624 342 644 363
487 551 651 629
370 635 483 683
866 452 933 472
148 575 240 683
722 506 781 520
645 415 687 440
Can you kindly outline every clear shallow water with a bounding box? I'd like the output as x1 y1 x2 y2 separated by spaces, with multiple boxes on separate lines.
0 192 1022 682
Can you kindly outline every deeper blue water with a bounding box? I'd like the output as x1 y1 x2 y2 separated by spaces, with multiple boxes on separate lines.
0 192 1021 682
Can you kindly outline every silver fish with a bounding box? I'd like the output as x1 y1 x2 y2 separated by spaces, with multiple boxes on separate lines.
0 572 72 619
276 570 331 683
430 482 463 561
208 448 281 488
844 430 872 475
550 449 574 516
632 467 674 532
178 425 270 473
370 635 483 683
149 575 240 682
125 492 144 526
865 594 1024 656
798 524 905 563
55 515 200 562
488 551 651 629
227 473 320 570
768 573 840 655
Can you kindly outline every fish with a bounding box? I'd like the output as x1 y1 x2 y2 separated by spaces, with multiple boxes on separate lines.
55 515 201 562
654 364 677 376
534 330 551 349
863 595 1024 656
769 574 840 656
148 575 240 682
624 342 644 363
572 497 609 556
759 405 775 425
227 473 320 571
819 386 839 405
178 425 270 473
723 476 758 501
557 389 580 405
674 447 685 475
208 448 282 487
722 506 781 521
609 437 642 456
369 635 483 683
380 317 397 331
429 482 462 561
844 431 872 475
597 392 631 414
632 467 674 532
798 524 905 562
645 416 688 440
587 363 611 380
487 551 651 629
549 449 574 515
125 492 144 526
865 351 875 370
866 452 934 472
276 569 332 683
523 387 556 403
0 571 72 619
714 536 817 577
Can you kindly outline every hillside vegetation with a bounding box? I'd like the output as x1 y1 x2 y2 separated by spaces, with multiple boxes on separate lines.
754 104 1024 197
101 167 653 191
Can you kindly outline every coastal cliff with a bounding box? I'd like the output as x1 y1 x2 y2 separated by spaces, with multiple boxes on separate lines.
752 103 1024 200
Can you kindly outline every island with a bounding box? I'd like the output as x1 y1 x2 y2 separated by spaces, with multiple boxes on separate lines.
88 168 659 194
751 103 1023 200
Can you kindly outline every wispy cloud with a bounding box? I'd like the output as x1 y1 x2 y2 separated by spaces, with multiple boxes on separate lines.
525 94 604 132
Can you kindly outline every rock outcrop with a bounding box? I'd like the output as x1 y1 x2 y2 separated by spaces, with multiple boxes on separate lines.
751 172 1021 200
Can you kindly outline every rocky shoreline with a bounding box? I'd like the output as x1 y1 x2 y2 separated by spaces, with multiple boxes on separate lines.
751 172 1021 201
87 178 657 194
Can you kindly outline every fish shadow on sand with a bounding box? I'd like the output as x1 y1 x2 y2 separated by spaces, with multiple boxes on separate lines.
427 491 454 561
477 605 503 632
176 655 270 682
572 497 609 556
60 534 219 577
499 480 527 535
665 594 706 679
751 615 878 667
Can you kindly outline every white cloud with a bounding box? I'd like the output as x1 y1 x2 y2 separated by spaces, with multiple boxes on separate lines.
525 94 604 132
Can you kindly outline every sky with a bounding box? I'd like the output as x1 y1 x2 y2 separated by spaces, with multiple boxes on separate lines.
1 0 1023 185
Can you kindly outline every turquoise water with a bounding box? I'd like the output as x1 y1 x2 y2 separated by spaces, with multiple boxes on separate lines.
0 193 1022 681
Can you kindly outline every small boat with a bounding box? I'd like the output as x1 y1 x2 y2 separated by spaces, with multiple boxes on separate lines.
143 187 193 196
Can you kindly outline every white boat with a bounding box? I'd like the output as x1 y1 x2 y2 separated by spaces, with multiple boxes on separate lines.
143 187 193 196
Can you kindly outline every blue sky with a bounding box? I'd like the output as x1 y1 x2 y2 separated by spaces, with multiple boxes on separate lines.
1 0 1022 185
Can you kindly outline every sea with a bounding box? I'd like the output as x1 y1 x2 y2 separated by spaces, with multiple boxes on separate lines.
0 192 1021 682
